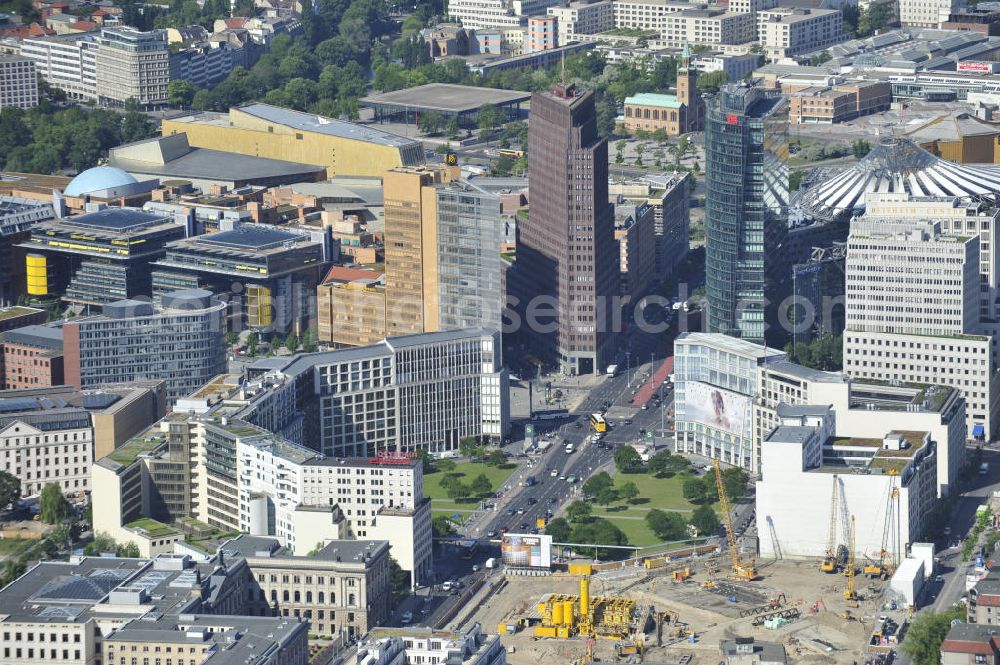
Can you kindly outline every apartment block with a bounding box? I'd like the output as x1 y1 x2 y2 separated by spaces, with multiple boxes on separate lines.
756 7 846 60
0 324 63 390
661 8 755 49
547 0 614 42
788 81 892 124
899 0 960 27
447 0 531 30
63 289 227 403
20 32 98 102
612 0 691 35
95 27 171 109
0 56 39 109
525 15 558 51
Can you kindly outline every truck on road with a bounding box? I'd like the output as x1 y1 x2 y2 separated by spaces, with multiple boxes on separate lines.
606 364 619 376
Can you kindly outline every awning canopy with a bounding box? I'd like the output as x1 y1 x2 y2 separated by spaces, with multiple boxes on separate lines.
973 424 985 438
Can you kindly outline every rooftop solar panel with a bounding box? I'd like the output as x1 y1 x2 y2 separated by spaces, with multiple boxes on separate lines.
67 209 168 233
198 227 299 250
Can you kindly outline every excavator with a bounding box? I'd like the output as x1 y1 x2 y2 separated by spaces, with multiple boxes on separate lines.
713 459 757 581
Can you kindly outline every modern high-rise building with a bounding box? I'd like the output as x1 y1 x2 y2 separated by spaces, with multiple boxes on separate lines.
842 193 998 439
382 165 458 336
435 179 504 332
705 81 789 345
513 85 619 375
63 289 227 402
608 173 691 281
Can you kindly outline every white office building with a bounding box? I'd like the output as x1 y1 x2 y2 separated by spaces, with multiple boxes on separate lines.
355 624 505 665
843 193 998 441
0 56 39 109
611 0 689 35
756 7 847 60
757 360 967 497
448 0 563 29
255 329 509 458
20 32 98 102
660 8 756 48
547 0 615 41
899 0 959 27
756 405 938 562
673 332 785 471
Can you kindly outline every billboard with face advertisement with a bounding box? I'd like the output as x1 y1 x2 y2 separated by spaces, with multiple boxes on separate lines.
501 533 552 568
683 381 750 436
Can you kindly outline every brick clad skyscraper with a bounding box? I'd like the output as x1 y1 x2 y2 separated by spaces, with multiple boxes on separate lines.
513 85 619 375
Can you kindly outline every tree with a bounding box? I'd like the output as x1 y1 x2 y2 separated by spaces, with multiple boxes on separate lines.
1 559 25 586
841 3 860 36
446 481 472 501
470 473 493 497
682 476 707 503
284 331 298 351
121 98 153 143
852 139 872 158
486 450 507 467
689 505 720 536
566 500 593 523
301 329 317 353
167 80 197 108
39 483 69 525
648 451 688 477
477 104 504 132
696 70 728 95
789 170 805 191
432 514 457 538
246 332 258 356
389 556 410 599
445 116 461 139
545 517 573 541
646 509 688 541
809 51 832 66
858 1 895 37
582 472 614 500
415 449 434 473
571 517 629 560
901 606 965 665
459 437 483 460
0 471 20 511
418 111 445 136
614 446 643 473
119 541 141 558
722 467 748 501
594 485 619 508
492 155 515 176
84 532 118 556
618 481 640 504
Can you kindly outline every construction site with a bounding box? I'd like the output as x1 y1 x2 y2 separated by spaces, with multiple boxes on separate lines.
467 462 906 664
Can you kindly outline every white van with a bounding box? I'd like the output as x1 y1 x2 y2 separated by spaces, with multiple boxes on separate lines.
981 462 990 476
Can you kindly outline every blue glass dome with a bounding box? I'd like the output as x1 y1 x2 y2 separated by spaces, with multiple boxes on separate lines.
64 166 138 197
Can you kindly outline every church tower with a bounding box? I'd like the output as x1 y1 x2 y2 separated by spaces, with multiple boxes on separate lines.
676 42 704 132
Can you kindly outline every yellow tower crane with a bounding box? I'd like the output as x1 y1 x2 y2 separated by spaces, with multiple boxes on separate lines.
713 459 757 581
844 514 858 605
821 474 839 573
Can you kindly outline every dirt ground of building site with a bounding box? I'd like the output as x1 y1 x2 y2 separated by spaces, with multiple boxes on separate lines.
472 557 896 665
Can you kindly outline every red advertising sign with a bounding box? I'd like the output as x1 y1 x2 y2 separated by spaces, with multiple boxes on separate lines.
368 451 417 465
726 114 739 125
959 61 993 73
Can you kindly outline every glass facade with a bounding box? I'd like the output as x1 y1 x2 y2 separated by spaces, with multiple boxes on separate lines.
705 83 790 346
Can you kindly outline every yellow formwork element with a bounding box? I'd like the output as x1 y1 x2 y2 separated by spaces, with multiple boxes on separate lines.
569 563 593 575
497 623 507 634
564 600 575 627
535 626 557 638
557 626 570 638
580 577 590 617
552 602 565 625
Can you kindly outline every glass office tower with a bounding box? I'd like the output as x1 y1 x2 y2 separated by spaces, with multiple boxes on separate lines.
705 82 789 346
